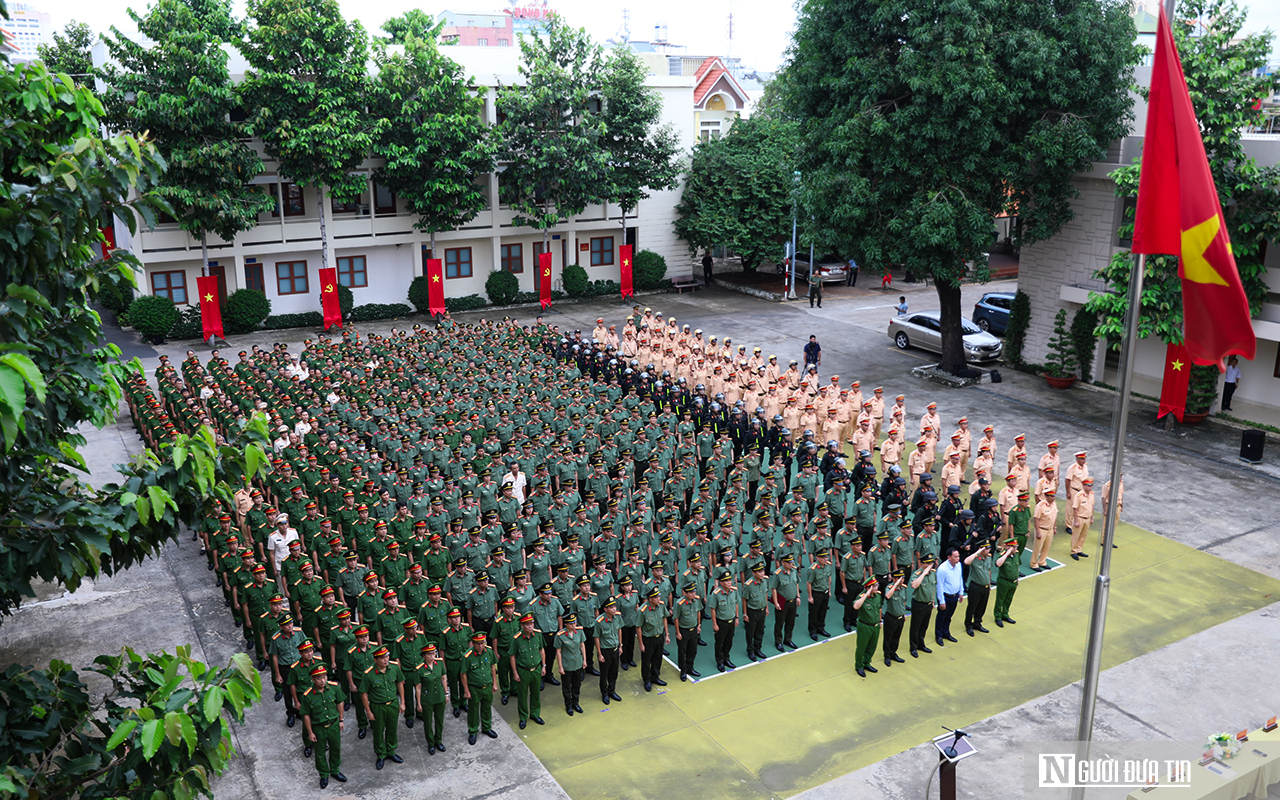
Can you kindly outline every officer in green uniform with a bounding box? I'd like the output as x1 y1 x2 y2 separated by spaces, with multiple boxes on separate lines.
710 570 740 672
511 613 546 728
530 583 564 686
270 615 309 725
358 645 404 769
594 596 624 704
555 613 586 715
440 608 473 718
460 631 499 744
741 562 771 662
674 582 703 681
417 643 448 754
881 568 909 667
1006 491 1032 561
963 538 995 636
300 663 347 788
908 553 938 657
806 548 834 640
992 536 1021 627
240 564 275 665
491 597 520 704
342 626 375 737
393 619 425 728
769 553 800 652
417 584 452 651
852 576 882 677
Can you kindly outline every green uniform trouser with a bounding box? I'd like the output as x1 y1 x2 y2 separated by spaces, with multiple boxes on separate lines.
311 720 341 777
445 659 465 712
855 621 880 669
1015 534 1027 559
422 700 445 746
467 687 493 735
516 665 542 722
496 650 514 696
370 701 398 757
994 577 1018 621
350 679 369 729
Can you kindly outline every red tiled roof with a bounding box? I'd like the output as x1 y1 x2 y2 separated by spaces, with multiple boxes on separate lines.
693 57 749 108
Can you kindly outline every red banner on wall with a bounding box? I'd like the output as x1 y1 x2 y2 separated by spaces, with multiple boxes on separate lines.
100 225 116 259
619 244 634 299
319 268 342 330
539 252 553 310
1157 341 1191 422
425 258 445 315
196 275 224 341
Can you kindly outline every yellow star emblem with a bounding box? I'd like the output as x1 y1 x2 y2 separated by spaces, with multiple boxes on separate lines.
1181 215 1229 286
204 293 214 303
432 274 440 283
623 259 630 267
1170 358 1184 371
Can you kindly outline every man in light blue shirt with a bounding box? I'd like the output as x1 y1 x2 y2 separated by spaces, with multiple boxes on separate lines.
934 547 965 646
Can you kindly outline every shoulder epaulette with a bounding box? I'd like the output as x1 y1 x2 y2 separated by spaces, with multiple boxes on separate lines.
363 665 373 674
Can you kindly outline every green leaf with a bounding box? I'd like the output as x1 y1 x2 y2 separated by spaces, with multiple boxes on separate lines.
180 711 197 755
106 718 138 751
203 686 223 723
1 353 47 403
164 710 182 746
141 717 164 759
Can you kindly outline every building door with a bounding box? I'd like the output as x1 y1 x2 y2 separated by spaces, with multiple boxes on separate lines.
244 261 264 294
208 265 229 305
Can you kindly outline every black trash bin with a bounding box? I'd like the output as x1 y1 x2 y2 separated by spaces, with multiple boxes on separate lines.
1240 429 1265 464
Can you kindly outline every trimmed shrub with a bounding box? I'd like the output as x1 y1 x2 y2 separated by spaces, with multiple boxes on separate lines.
264 311 324 330
407 275 432 313
1004 290 1031 365
128 295 179 343
168 304 204 340
349 303 412 322
223 289 271 335
485 270 520 306
337 284 354 320
99 276 134 315
633 249 667 290
562 263 590 297
445 294 487 313
513 290 565 305
1069 307 1099 382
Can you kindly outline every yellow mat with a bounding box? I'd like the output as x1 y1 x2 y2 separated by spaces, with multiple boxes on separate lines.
496 519 1280 800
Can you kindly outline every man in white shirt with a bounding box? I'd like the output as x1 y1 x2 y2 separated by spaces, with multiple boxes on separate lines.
272 425 291 455
502 462 528 504
1222 355 1241 411
265 513 300 583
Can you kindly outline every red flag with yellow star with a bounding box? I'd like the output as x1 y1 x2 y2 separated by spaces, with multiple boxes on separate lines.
196 275 223 341
539 252 553 310
318 268 342 330
425 258 445 315
1157 342 1191 422
1132 8 1255 367
619 244 634 299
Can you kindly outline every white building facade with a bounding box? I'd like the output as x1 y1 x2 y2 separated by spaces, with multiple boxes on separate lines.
106 46 696 316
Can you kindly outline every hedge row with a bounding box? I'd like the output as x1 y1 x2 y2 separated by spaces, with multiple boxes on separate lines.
263 311 323 330
349 303 412 322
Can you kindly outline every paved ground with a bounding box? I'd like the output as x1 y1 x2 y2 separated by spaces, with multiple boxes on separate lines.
2 281 1279 799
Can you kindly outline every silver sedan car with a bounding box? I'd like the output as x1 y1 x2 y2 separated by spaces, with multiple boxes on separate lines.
888 311 1004 363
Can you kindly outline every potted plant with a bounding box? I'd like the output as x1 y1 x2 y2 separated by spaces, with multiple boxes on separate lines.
1043 308 1078 389
1183 364 1219 425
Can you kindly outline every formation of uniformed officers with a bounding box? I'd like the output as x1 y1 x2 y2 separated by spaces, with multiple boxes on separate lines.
123 304 1125 788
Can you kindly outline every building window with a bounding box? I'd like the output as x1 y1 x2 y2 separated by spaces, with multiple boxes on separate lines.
332 193 360 214
444 248 473 279
245 262 264 294
150 270 188 304
1116 196 1137 249
700 121 722 142
269 183 305 217
477 38 488 46
373 182 396 215
501 243 523 273
590 236 614 266
276 261 308 295
497 38 509 46
337 255 367 288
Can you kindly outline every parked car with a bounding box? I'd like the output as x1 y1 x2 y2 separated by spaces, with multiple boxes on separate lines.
888 311 1004 363
777 253 849 284
972 291 1015 334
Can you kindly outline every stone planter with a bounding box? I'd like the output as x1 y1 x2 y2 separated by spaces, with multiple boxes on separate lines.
1045 375 1076 390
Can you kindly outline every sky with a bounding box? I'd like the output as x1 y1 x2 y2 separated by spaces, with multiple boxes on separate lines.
45 0 1280 74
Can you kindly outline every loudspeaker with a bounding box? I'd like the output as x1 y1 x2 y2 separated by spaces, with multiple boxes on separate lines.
989 370 1002 383
1240 429 1264 464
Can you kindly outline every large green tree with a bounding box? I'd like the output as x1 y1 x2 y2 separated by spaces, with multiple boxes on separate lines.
674 114 798 272
1087 0 1280 346
102 0 272 290
240 0 373 282
599 44 681 237
35 20 94 81
381 9 445 44
1 29 266 798
496 15 608 254
371 31 497 255
784 0 1138 371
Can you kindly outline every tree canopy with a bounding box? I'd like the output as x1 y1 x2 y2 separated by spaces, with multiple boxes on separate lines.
382 9 445 44
674 114 798 272
783 0 1138 370
36 20 94 81
1087 0 1280 347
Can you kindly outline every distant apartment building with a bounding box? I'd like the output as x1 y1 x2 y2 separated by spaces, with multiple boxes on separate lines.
5 2 51 61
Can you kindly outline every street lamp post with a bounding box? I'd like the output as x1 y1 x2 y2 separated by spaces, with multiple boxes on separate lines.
788 170 801 300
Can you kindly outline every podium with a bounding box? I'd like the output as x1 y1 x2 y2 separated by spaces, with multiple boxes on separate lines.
931 730 977 800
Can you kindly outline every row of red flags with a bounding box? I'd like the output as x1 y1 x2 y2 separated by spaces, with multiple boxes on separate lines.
193 245 636 342
1136 9 1254 421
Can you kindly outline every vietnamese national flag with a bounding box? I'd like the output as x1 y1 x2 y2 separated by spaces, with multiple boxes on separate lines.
100 225 116 259
196 275 224 341
319 268 342 330
619 244 634 299
1157 341 1191 422
1132 8 1255 367
539 252 553 310
425 258 445 315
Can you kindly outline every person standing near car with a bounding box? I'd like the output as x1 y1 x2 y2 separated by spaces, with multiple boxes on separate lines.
803 335 821 374
702 251 714 285
808 276 823 308
846 258 858 286
1222 355 1240 411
